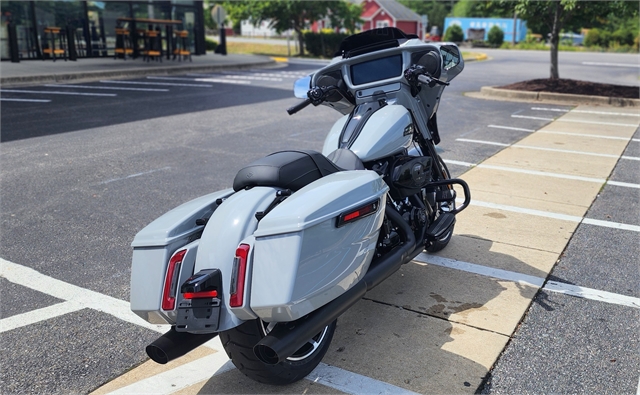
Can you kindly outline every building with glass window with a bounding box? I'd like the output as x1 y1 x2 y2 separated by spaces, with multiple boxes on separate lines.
1 1 206 61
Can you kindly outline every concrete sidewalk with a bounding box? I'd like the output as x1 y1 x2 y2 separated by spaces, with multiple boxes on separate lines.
0 53 276 88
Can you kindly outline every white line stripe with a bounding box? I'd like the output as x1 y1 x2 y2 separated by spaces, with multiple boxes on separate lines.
0 301 85 333
633 139 640 143
457 138 509 146
538 130 631 141
98 167 171 185
0 98 51 102
582 218 640 232
414 254 640 309
45 84 169 92
531 107 569 113
1 257 422 394
556 118 639 127
0 89 116 97
511 114 555 121
0 258 165 334
460 138 639 160
413 253 545 287
467 199 640 232
608 180 640 189
533 107 640 117
442 159 474 167
543 281 640 309
100 80 213 88
308 363 421 395
107 350 235 395
582 61 640 68
488 124 535 132
146 76 251 85
444 159 640 189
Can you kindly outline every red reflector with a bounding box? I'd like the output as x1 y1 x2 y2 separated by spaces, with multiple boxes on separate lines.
183 290 218 299
162 249 186 311
337 200 379 227
229 244 250 308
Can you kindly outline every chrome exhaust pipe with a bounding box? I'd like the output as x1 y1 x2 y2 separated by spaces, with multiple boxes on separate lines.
253 206 416 365
146 327 218 364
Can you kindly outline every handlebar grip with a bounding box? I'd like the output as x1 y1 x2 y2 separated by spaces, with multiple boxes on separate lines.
417 74 432 85
287 98 312 115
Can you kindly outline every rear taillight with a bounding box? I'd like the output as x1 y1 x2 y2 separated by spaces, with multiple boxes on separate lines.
162 249 186 311
229 244 250 308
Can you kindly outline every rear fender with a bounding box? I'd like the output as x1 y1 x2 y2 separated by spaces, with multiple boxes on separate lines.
194 187 277 330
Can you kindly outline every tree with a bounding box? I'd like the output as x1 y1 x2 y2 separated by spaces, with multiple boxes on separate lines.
221 0 360 56
398 0 452 33
487 25 504 47
443 24 464 42
514 0 637 79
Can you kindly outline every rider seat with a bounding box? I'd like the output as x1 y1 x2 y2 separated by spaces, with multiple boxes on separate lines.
232 149 363 192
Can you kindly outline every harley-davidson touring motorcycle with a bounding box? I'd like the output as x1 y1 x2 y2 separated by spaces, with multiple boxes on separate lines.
130 28 470 385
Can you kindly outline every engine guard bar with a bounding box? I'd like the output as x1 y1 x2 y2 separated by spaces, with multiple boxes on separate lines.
427 178 470 215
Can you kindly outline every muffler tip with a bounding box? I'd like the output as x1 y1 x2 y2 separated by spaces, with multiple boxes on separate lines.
146 344 169 365
253 344 281 365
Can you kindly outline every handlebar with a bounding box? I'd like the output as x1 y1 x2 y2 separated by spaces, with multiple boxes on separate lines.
287 86 339 116
287 98 313 115
404 65 449 87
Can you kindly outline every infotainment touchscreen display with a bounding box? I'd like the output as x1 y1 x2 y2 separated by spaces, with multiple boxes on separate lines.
350 54 403 86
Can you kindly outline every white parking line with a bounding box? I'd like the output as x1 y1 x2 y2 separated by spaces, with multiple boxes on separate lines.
146 76 251 85
532 107 640 117
555 118 639 127
0 300 84 333
457 138 640 161
107 351 235 395
0 98 51 103
414 254 640 309
511 114 555 121
467 199 640 233
0 89 116 97
100 80 213 88
0 257 419 395
45 84 169 92
457 138 509 147
582 61 640 68
537 130 631 141
488 125 535 132
443 159 640 189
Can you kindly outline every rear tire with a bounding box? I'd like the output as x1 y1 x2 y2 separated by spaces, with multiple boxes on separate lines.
220 319 337 385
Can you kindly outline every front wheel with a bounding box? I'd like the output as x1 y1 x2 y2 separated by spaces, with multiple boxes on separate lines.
220 319 337 385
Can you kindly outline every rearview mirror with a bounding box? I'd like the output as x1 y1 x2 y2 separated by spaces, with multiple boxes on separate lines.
293 76 311 98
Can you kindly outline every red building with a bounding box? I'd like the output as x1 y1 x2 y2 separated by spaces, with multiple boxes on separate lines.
359 0 423 36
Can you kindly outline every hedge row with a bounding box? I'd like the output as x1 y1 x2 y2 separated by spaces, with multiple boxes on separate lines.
303 32 350 58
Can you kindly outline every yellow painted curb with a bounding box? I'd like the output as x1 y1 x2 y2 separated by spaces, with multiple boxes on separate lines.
271 56 289 63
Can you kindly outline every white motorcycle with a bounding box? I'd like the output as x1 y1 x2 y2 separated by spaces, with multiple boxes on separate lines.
130 28 470 385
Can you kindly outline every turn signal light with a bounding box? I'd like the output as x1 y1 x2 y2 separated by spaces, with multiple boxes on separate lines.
229 244 250 308
162 249 186 311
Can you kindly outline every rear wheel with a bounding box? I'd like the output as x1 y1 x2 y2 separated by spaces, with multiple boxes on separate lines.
426 155 455 253
220 319 337 385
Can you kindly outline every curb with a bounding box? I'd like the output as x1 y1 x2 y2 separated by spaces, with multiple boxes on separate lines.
472 86 639 107
0 59 276 88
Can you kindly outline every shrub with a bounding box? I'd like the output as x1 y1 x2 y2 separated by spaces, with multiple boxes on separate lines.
487 25 504 47
443 24 464 42
584 28 601 47
205 37 218 52
303 32 349 58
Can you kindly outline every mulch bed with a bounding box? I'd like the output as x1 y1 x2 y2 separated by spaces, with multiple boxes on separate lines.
498 78 639 99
